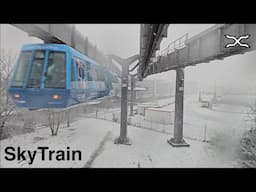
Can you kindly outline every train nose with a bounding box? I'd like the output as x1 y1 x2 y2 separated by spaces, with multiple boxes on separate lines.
10 93 26 104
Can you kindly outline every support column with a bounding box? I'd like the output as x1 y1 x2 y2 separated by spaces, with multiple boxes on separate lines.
130 75 135 116
154 79 157 98
114 63 131 145
168 68 189 147
66 109 70 128
0 24 2 94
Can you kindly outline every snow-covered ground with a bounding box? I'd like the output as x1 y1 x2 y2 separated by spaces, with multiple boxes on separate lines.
0 118 235 168
0 94 249 168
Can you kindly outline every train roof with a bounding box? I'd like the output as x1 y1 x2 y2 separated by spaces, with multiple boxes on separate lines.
21 43 103 68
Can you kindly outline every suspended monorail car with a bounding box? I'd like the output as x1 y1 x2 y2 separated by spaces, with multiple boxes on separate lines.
8 44 119 109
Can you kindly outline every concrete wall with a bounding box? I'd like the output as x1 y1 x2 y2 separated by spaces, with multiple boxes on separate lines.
145 108 174 125
137 103 158 115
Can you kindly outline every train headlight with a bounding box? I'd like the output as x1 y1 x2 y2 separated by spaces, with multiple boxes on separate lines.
52 94 62 100
13 94 21 99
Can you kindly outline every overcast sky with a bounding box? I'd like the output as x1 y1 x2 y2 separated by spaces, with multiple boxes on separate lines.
1 24 256 92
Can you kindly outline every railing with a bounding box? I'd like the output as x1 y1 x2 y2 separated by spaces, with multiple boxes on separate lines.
157 33 189 57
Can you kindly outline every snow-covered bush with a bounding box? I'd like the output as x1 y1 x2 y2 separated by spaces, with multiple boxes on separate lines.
240 128 256 167
239 102 256 168
0 51 16 140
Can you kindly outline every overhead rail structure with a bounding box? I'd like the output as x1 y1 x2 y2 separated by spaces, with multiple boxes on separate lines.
143 24 256 78
108 54 139 145
138 23 256 147
12 24 121 76
138 24 169 80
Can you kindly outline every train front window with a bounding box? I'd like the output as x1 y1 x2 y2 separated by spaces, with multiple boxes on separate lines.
27 50 45 88
44 51 66 89
11 51 32 87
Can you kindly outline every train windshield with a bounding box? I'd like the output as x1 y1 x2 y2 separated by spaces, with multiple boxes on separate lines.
11 49 66 89
44 51 66 89
11 51 33 87
27 50 45 88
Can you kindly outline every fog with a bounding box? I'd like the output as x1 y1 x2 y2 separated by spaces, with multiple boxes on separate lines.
1 24 256 93
76 24 140 58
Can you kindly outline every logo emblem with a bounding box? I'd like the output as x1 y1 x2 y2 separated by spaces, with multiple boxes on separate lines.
225 35 250 48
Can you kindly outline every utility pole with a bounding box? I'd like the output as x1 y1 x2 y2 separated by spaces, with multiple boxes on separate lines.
168 68 189 147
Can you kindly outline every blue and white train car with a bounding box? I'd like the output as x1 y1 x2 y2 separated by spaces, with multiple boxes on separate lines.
8 43 119 109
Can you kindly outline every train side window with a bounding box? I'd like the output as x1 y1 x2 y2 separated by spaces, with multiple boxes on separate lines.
95 67 105 82
87 63 97 81
70 59 76 89
71 59 75 82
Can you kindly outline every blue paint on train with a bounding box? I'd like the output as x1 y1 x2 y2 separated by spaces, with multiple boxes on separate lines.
8 43 119 109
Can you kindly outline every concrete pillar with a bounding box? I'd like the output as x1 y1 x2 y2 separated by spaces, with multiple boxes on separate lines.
154 79 157 98
130 75 136 116
168 68 189 147
110 54 139 145
114 63 131 145
0 24 2 93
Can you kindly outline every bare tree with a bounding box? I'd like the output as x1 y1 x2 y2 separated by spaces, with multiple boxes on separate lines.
47 109 61 136
47 109 70 136
0 50 16 139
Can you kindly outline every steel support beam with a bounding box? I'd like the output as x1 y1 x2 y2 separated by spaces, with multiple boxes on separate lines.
0 24 2 93
168 68 189 147
110 54 139 145
138 24 169 80
144 24 256 78
114 62 131 145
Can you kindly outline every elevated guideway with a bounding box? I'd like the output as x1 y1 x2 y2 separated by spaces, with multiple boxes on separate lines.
145 24 256 77
138 23 256 147
12 24 121 76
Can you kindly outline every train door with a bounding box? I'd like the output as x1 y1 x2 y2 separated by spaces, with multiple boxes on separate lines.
44 51 66 89
72 57 87 102
70 57 76 89
95 67 107 96
86 62 98 99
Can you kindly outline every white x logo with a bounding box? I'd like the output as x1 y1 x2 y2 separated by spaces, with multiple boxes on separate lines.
225 34 250 48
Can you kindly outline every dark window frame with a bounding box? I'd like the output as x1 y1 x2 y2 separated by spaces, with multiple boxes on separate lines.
11 51 33 88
